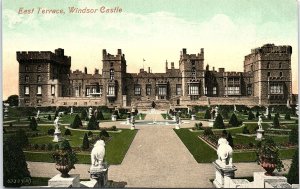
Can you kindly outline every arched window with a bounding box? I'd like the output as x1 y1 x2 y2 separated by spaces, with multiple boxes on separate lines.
37 75 41 82
191 67 196 76
279 72 283 77
110 62 113 67
37 65 42 72
267 62 270 69
25 75 29 83
110 69 114 80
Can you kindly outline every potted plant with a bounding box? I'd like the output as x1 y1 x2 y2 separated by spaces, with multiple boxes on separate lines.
256 137 284 176
52 140 78 178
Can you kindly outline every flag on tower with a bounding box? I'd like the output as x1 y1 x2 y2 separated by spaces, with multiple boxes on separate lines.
143 58 146 62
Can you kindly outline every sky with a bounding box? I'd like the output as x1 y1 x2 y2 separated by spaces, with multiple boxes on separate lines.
2 0 298 100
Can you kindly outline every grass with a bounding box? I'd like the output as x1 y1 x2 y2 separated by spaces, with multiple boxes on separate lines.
161 113 172 120
30 177 50 186
26 128 137 164
174 128 297 163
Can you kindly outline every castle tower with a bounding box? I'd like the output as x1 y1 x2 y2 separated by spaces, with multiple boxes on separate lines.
102 49 127 108
179 48 205 100
244 44 292 105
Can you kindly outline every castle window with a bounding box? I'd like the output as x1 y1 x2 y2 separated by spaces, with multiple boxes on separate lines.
110 62 113 67
267 62 270 69
279 72 283 77
84 102 87 105
51 99 54 104
25 86 29 95
74 102 77 105
37 86 42 95
191 60 195 66
63 102 67 105
267 72 271 77
37 99 42 104
99 86 103 97
279 63 282 68
158 86 167 96
25 99 30 104
270 84 283 94
108 86 115 96
189 85 199 95
213 87 217 95
176 84 182 95
110 69 114 80
191 67 196 77
37 65 42 72
146 84 151 95
226 87 240 95
134 85 141 95
247 85 252 95
86 87 90 96
75 87 79 97
25 76 29 83
25 66 29 71
37 75 41 82
51 85 55 96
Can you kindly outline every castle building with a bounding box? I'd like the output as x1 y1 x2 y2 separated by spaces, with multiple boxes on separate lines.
17 44 295 109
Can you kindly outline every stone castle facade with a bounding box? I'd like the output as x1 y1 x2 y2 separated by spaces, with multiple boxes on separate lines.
17 44 295 109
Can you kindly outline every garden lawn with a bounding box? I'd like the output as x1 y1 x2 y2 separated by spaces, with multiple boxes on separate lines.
174 128 297 163
26 128 138 164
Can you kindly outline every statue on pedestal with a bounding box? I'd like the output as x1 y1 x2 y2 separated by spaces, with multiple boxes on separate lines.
258 116 263 130
36 110 40 119
53 117 62 142
216 138 233 166
88 107 93 118
91 140 105 169
70 107 73 115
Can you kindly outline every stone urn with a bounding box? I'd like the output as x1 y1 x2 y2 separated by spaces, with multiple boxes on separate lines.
55 164 73 178
260 156 276 176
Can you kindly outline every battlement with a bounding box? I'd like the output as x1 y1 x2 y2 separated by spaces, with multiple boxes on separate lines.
102 49 125 60
250 44 292 55
16 48 71 65
180 48 204 60
224 72 243 77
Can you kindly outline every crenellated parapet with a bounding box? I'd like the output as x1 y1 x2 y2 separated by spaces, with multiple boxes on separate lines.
102 49 125 61
17 48 71 65
180 48 204 60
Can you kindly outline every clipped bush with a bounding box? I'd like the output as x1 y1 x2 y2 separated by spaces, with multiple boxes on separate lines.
82 133 90 150
285 112 291 120
287 149 299 184
99 129 110 140
204 109 211 119
229 113 240 127
213 114 225 129
222 129 228 137
87 115 98 130
96 110 104 120
47 114 52 120
81 110 88 121
242 126 250 134
9 123 13 127
203 128 214 136
248 110 255 120
88 131 93 137
64 129 71 136
289 127 298 145
29 117 38 131
15 129 29 148
71 114 82 129
273 113 280 128
48 129 55 135
267 112 272 120
111 126 117 131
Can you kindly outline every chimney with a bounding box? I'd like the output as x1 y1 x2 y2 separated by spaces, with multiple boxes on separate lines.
84 67 87 74
102 49 107 57
95 69 99 74
219 68 225 72
140 68 144 73
117 49 122 55
148 67 150 73
171 62 175 69
182 48 187 55
213 67 215 71
201 48 204 54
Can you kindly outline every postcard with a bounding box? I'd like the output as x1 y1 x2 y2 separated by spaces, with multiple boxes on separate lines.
2 0 299 188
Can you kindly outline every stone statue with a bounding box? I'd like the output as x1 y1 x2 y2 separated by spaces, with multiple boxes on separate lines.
215 106 219 118
258 115 262 130
54 116 60 131
234 105 237 112
91 140 105 168
217 138 233 166
265 107 269 116
211 109 216 119
89 107 93 118
36 110 40 119
70 107 74 115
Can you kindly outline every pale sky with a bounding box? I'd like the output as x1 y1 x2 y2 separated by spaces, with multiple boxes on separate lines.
2 0 298 100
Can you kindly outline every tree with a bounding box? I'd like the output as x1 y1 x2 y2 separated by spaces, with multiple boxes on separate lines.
87 115 98 130
96 110 104 120
4 136 31 187
213 114 225 129
64 129 72 136
256 111 260 118
204 109 211 119
5 95 19 106
248 110 255 120
15 129 29 148
229 113 239 127
81 110 88 121
289 127 298 145
47 114 52 120
29 117 38 131
82 133 90 150
285 112 291 120
273 113 280 128
287 149 299 184
227 132 234 148
267 112 272 120
71 114 82 129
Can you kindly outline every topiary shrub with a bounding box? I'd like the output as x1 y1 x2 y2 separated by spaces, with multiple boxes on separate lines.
256 111 260 118
242 126 250 134
47 114 52 121
82 133 90 150
87 115 98 130
111 126 117 131
29 117 38 131
99 129 110 140
15 129 29 148
227 132 234 148
248 110 255 120
64 129 71 136
48 129 55 135
71 114 82 129
268 112 272 120
287 149 299 184
285 113 291 120
289 127 298 145
273 113 280 128
88 131 93 137
81 110 88 121
9 123 13 127
204 109 211 119
213 114 225 129
229 113 240 127
96 110 104 120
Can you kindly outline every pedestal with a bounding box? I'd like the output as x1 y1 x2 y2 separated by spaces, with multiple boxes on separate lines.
191 115 196 121
126 118 131 125
213 161 237 188
175 124 180 130
255 129 264 141
53 129 63 142
48 174 80 187
253 172 287 188
111 115 117 121
131 124 135 130
89 166 108 187
172 116 176 121
208 119 215 127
